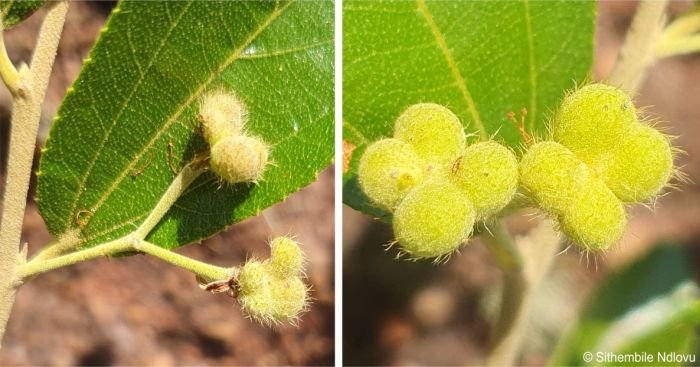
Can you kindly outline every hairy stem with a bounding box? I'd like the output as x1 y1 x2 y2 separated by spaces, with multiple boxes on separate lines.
0 1 69 345
483 220 528 367
608 0 668 92
30 159 206 262
484 220 560 366
16 236 132 279
132 239 232 281
17 235 233 282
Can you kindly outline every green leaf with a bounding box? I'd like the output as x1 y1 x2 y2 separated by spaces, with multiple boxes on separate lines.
342 0 594 214
607 288 700 366
37 1 334 250
0 0 45 28
550 245 700 366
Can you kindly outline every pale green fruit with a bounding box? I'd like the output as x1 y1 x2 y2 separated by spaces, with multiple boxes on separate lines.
200 90 247 146
237 260 307 324
519 141 591 214
394 103 466 164
393 179 476 260
269 236 304 279
451 141 518 218
552 83 635 165
560 175 626 250
598 123 673 203
358 138 425 211
210 135 268 184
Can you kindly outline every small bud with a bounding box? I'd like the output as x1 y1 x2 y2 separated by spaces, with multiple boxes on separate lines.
200 90 247 146
393 179 476 260
358 138 425 211
210 135 269 184
451 141 518 218
394 103 466 164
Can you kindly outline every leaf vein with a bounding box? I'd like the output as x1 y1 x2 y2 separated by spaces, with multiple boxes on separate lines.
416 0 486 139
524 0 537 132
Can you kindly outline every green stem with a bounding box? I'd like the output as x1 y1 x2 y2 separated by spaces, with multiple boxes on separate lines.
0 24 20 95
656 34 700 58
17 236 233 282
16 236 132 279
30 159 206 262
132 239 232 281
0 1 68 346
29 238 73 261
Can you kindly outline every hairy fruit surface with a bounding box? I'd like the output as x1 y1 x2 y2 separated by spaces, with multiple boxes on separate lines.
451 141 518 217
522 83 675 250
210 135 269 184
200 90 247 146
237 236 308 324
357 138 426 210
597 124 673 203
393 179 475 260
394 103 466 164
553 83 635 164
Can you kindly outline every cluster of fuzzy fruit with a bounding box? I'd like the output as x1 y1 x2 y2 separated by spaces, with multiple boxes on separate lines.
520 84 674 250
199 90 269 184
358 103 519 261
237 236 309 324
199 91 307 323
358 84 674 260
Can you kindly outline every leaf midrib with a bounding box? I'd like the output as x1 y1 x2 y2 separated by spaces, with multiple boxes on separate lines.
523 0 538 132
416 0 487 140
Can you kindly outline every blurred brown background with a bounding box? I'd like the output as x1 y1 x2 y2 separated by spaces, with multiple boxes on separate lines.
0 2 334 366
343 1 700 365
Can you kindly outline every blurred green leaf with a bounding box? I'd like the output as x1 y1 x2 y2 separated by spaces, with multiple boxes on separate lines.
602 283 700 366
0 0 45 28
37 1 333 250
342 0 595 214
550 245 700 366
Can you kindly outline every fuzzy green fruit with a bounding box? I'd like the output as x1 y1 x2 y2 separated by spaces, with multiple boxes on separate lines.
559 175 626 250
553 83 635 165
200 90 247 146
393 179 475 260
519 141 591 214
237 260 307 324
450 141 518 218
598 124 673 203
358 138 426 211
394 103 466 164
210 135 269 184
269 236 304 278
